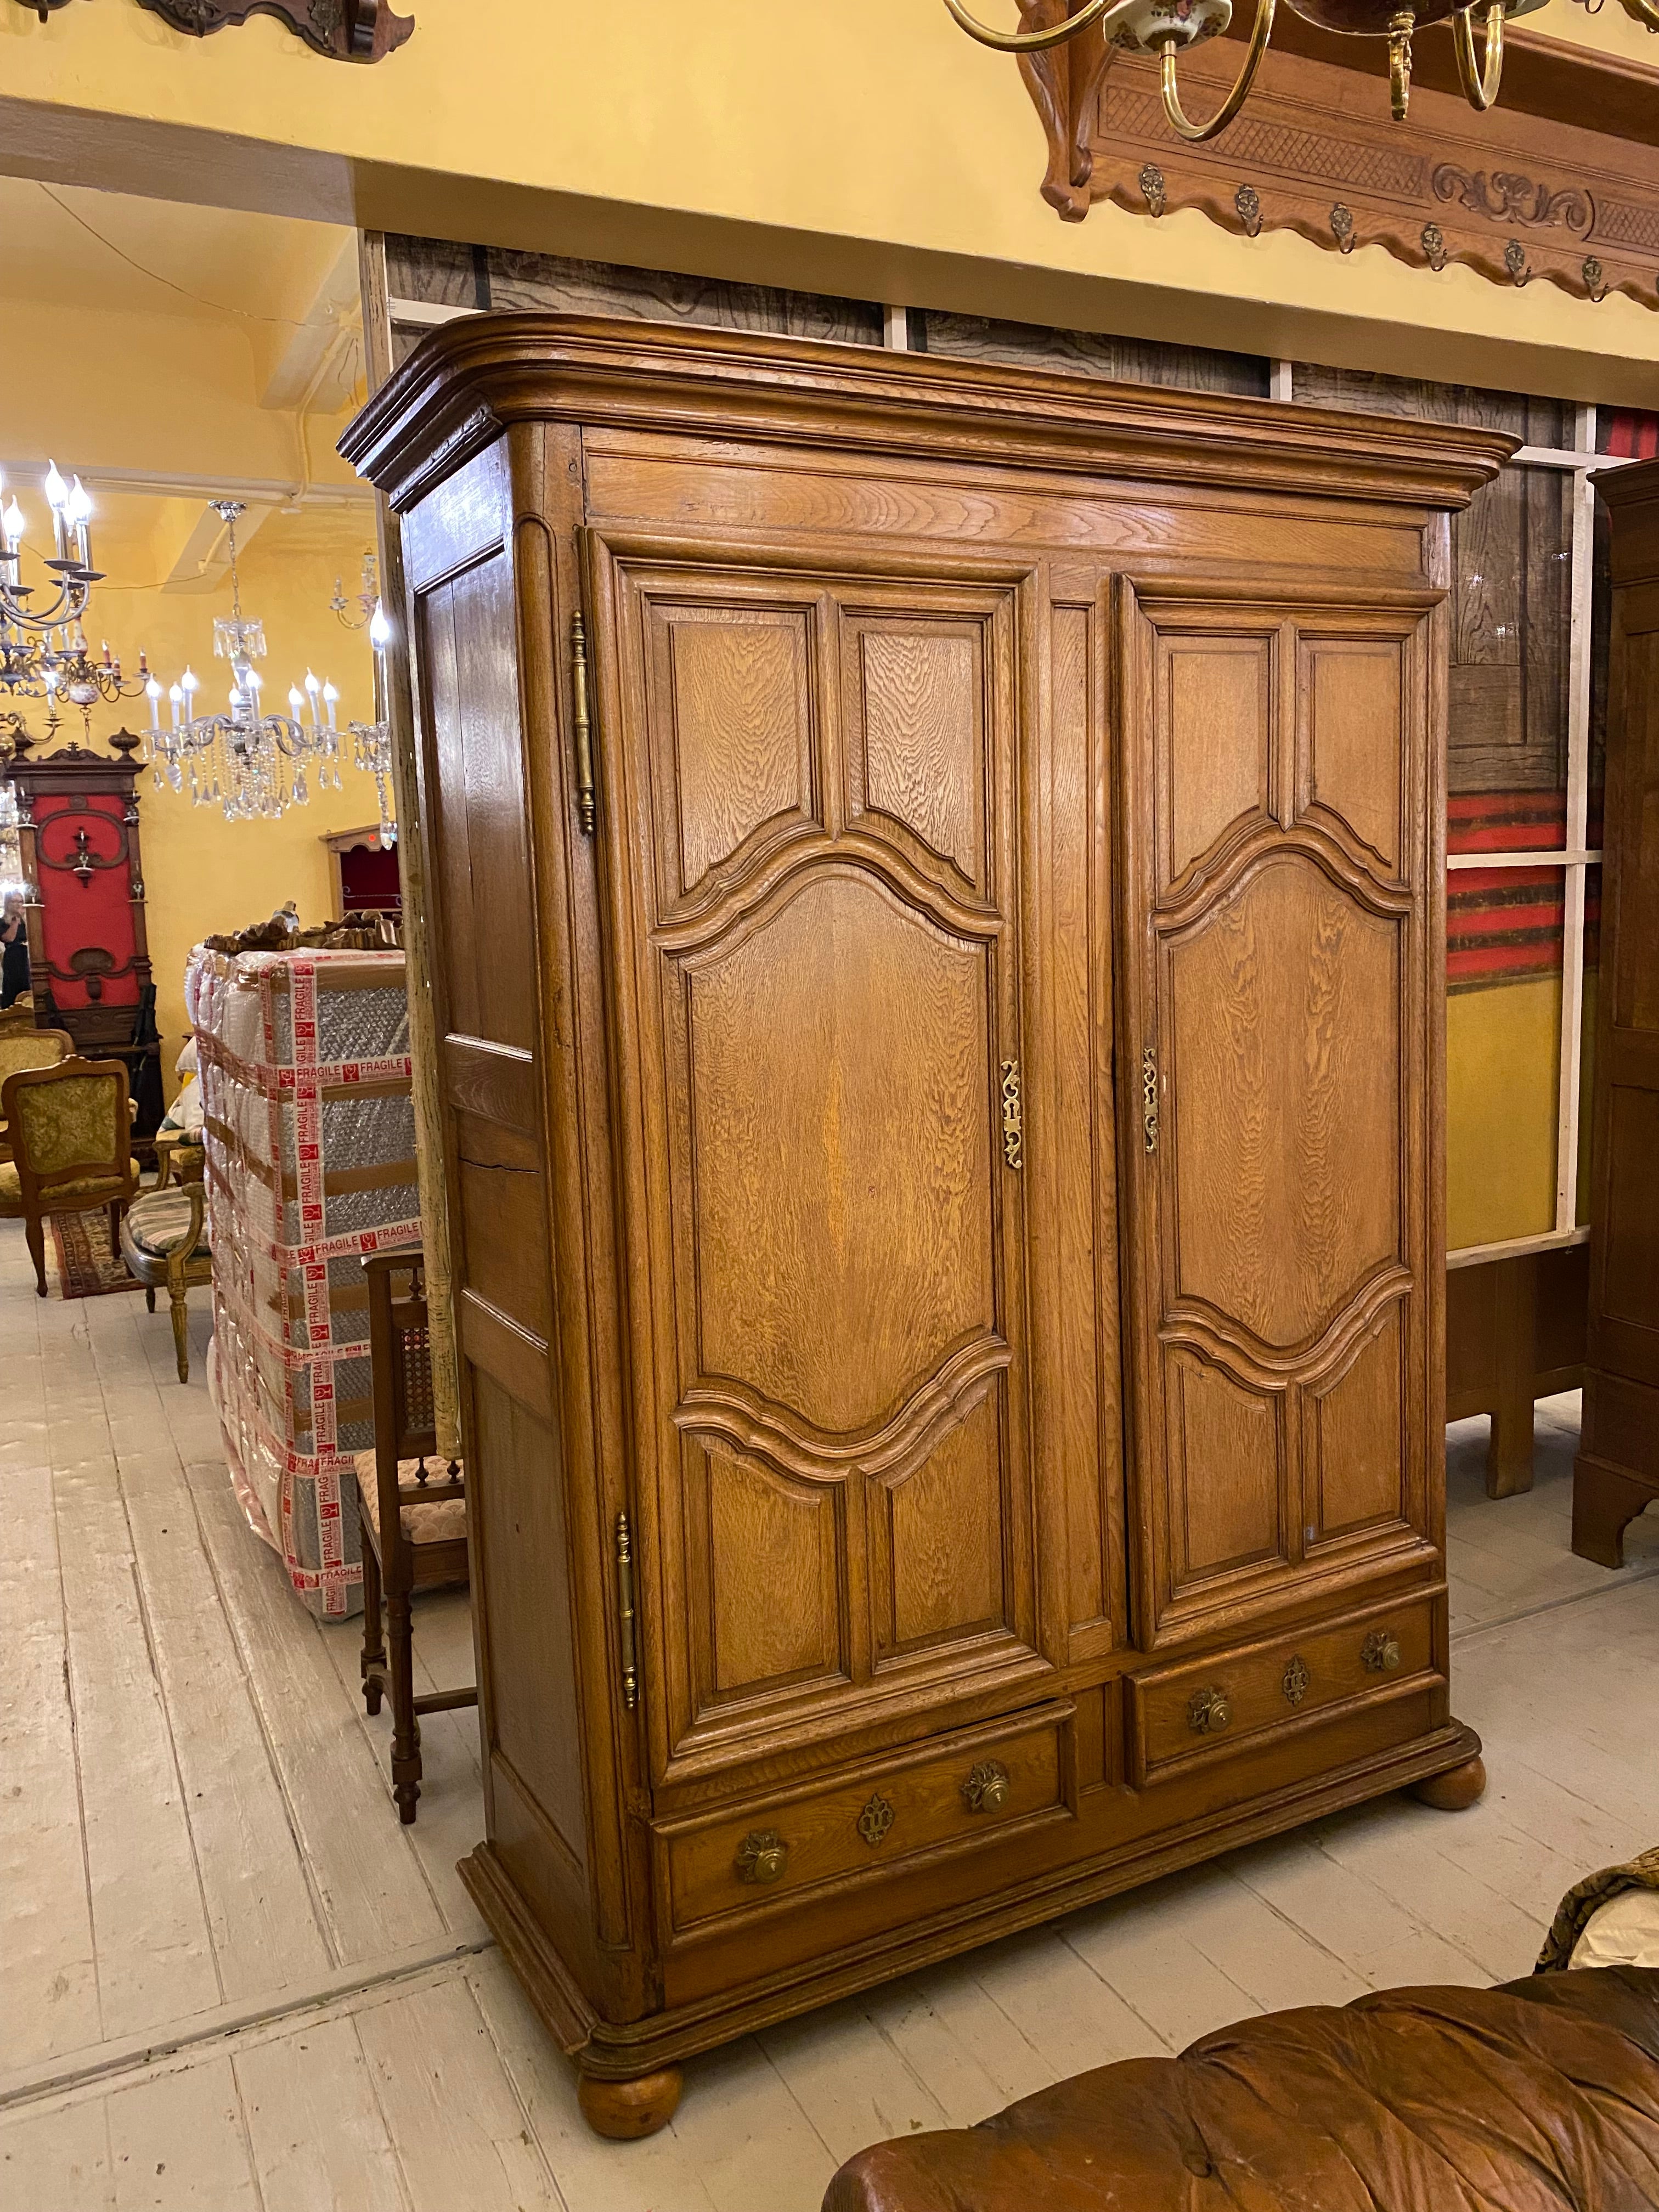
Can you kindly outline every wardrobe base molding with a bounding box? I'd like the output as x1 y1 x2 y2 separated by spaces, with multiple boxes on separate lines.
461 1719 1482 2104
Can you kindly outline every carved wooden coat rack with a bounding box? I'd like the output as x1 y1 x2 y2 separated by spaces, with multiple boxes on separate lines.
13 0 413 61
1013 0 1659 308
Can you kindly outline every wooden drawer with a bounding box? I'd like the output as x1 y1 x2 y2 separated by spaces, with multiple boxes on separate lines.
1129 1591 1443 1787
656 1702 1075 1940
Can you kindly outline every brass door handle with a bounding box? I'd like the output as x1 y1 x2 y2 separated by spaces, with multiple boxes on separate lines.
962 1759 1011 1814
735 1830 788 1885
1188 1686 1232 1736
1362 1630 1403 1675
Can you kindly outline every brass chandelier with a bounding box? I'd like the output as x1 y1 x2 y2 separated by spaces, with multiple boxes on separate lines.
944 0 1654 134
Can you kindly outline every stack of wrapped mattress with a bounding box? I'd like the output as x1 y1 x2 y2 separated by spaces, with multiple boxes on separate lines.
187 946 421 1617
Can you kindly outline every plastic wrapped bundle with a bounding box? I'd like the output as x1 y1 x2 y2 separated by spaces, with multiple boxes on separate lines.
187 945 421 1618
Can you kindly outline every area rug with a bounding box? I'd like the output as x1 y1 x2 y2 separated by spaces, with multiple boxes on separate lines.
50 1210 145 1300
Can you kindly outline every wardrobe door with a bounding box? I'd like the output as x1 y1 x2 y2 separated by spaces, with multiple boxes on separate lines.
1119 580 1443 1649
586 532 1048 1788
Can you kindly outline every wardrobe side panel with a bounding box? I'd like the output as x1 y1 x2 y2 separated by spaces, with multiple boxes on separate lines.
403 440 611 1996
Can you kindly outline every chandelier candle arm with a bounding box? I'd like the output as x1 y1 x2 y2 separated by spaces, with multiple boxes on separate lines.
349 601 398 849
1158 0 1276 142
1452 2 1505 111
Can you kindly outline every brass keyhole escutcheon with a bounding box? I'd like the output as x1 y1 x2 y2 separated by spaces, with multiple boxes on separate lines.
1188 1686 1232 1736
1362 1630 1403 1675
735 1829 788 1886
857 1792 896 1848
962 1759 1012 1814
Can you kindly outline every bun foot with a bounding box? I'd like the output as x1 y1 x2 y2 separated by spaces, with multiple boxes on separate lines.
578 2065 682 2140
1410 1753 1487 1811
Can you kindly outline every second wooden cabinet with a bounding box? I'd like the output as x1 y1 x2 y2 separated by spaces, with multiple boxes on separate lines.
343 318 1509 2135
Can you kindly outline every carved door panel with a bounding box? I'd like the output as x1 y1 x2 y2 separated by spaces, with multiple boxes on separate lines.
1119 582 1441 1649
587 533 1046 1787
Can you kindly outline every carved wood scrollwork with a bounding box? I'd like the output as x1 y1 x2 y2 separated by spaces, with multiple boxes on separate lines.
1017 0 1119 220
11 0 413 60
1430 165 1593 235
1009 26 1659 307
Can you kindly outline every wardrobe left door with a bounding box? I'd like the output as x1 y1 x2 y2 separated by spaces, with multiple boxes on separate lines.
585 531 1053 1796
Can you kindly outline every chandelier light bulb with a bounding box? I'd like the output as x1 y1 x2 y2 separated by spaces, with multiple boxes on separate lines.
169 683 184 703
289 686 304 713
43 461 67 513
182 666 200 695
304 670 320 695
66 477 92 524
2 499 22 552
368 602 393 652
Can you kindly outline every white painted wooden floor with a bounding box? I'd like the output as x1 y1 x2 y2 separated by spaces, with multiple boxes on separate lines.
3 1212 1657 2212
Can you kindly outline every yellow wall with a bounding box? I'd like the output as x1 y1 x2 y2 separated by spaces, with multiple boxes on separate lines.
3 1 1659 405
32 497 386 1088
1446 978 1563 1251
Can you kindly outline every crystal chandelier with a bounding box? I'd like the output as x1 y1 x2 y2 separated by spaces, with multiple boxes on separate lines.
0 462 151 742
941 0 1639 136
347 601 397 849
148 500 345 823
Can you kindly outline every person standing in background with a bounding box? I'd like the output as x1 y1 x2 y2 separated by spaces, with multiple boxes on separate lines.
1 900 30 1009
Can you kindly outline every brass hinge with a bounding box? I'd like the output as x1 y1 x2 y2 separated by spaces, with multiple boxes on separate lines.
570 609 596 836
1000 1059 1023 1170
614 1508 640 1711
1142 1045 1159 1154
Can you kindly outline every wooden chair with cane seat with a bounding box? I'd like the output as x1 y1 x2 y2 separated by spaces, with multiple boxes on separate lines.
0 1026 74 1164
0 1057 142 1297
354 1247 475 1823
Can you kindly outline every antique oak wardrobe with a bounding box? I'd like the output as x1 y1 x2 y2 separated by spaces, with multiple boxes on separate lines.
341 319 1509 2137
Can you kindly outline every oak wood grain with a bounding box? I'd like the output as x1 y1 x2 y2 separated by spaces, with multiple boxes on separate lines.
342 315 1499 2129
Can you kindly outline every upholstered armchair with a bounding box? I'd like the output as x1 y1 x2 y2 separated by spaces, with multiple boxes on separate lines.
120 1141 211 1381
0 1057 142 1297
0 1027 74 1164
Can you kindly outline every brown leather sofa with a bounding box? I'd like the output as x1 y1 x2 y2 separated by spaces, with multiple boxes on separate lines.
824 1966 1659 2210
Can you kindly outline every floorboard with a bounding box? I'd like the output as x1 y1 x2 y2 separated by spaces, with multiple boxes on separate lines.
3 1220 1657 2209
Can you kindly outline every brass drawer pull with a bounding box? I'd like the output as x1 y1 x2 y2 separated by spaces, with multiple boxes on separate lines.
1188 1686 1232 1736
735 1830 788 1886
962 1759 1011 1814
1282 1654 1310 1707
1362 1629 1403 1675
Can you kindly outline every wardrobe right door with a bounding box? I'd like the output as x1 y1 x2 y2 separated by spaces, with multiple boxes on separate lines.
1118 579 1444 1652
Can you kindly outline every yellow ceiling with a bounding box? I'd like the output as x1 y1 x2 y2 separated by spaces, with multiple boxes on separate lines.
0 178 353 330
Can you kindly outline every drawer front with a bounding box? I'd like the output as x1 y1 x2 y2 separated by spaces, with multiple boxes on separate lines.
657 1702 1074 1939
1130 1591 1442 1786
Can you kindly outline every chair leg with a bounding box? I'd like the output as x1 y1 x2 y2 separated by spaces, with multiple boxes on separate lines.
25 1211 46 1299
387 1585 421 1823
145 1285 156 1313
360 1535 385 1717
168 1280 191 1384
108 1198 121 1251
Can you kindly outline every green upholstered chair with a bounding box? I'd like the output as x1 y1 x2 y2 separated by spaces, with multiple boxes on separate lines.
0 1057 142 1297
0 1026 74 1164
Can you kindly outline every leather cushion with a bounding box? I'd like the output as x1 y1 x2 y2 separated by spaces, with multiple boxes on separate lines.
822 1967 1659 2211
354 1450 467 1545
